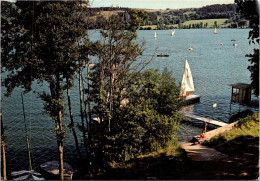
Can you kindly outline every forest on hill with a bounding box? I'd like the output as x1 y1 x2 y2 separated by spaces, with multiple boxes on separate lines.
87 4 248 29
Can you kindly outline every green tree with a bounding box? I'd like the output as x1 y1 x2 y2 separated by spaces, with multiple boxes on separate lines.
88 11 149 166
214 20 217 27
1 1 89 179
106 69 184 161
199 22 203 28
235 0 259 96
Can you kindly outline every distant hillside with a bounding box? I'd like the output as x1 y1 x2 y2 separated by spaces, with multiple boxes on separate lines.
87 4 248 30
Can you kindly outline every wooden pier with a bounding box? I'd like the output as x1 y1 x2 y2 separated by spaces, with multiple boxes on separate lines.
182 112 228 127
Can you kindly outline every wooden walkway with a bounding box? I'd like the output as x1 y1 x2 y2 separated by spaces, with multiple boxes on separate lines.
182 112 228 127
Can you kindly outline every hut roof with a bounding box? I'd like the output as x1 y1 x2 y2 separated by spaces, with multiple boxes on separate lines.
230 83 251 89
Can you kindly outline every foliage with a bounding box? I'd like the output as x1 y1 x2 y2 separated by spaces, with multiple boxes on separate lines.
235 0 259 96
1 1 89 179
86 4 248 29
87 12 149 168
103 69 184 162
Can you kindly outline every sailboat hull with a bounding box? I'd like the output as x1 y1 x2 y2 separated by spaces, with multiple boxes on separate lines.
186 94 200 104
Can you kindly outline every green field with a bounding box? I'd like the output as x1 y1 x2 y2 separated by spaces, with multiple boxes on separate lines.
140 19 228 29
181 18 228 28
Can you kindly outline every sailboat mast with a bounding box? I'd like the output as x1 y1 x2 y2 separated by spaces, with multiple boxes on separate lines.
21 92 33 172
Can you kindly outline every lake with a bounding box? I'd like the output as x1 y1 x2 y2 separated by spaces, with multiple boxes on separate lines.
2 29 258 175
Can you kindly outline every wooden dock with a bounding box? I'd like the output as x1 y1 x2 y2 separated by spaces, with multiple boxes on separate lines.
182 112 228 127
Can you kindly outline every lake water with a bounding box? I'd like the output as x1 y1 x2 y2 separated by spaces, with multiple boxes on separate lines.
2 29 258 175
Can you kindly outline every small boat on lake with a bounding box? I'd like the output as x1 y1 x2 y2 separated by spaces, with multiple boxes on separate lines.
154 32 157 39
214 27 218 34
39 161 73 180
180 57 200 104
11 170 44 180
171 30 175 36
233 43 238 46
220 43 223 45
157 53 169 57
231 39 236 41
188 47 194 51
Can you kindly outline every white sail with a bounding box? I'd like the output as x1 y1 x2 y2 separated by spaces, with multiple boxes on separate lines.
154 32 157 39
180 57 195 96
171 30 175 36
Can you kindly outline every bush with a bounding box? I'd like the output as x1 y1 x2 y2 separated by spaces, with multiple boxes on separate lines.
104 69 185 162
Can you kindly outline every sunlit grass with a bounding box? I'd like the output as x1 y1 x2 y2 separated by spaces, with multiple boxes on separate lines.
140 19 228 29
181 18 228 28
203 113 259 155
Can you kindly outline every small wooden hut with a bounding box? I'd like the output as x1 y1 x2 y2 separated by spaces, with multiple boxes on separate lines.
230 83 252 104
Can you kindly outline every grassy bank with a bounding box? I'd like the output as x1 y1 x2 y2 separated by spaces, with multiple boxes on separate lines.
203 113 259 155
80 143 187 180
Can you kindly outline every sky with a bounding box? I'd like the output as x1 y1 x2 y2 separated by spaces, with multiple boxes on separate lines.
90 0 235 9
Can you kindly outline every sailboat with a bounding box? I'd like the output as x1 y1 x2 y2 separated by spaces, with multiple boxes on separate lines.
214 27 218 34
11 93 44 180
154 32 157 39
180 57 200 104
171 30 175 36
39 161 73 180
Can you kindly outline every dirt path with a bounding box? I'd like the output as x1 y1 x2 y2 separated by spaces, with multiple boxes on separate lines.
181 142 227 161
178 122 259 180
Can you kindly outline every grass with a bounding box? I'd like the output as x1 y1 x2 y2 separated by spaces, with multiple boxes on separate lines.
181 18 228 28
203 113 259 155
81 143 187 180
140 19 228 29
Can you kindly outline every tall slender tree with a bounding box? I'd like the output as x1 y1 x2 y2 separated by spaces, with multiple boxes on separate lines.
1 1 89 179
88 10 151 165
235 0 259 96
1 110 7 180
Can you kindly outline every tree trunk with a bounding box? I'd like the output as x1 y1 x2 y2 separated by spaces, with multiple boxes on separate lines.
1 112 7 181
54 75 64 180
86 65 92 150
57 111 64 180
108 63 115 132
2 142 7 180
81 73 89 135
66 79 82 158
79 70 88 157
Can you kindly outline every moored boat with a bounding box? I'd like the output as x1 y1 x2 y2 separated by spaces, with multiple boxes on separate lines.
157 53 169 57
11 93 44 180
180 57 200 104
39 161 73 180
11 170 44 180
